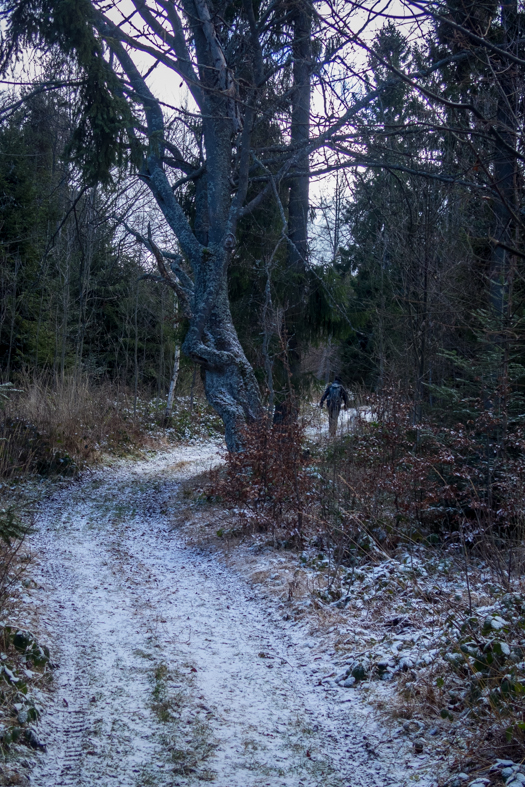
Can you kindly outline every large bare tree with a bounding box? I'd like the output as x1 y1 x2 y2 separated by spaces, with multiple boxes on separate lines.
2 0 325 448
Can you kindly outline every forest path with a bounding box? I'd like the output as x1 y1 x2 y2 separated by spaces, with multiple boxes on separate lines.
27 442 421 787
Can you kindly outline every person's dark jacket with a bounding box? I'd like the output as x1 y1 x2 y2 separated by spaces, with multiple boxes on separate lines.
319 381 349 411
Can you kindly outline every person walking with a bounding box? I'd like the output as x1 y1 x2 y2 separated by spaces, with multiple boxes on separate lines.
319 376 349 437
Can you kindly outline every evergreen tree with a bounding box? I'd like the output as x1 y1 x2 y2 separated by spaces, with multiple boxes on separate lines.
0 92 177 390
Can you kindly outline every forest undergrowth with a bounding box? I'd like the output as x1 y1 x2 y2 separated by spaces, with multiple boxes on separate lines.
0 501 51 784
208 391 525 778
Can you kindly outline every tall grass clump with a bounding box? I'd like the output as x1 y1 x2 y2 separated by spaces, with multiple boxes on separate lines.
0 372 149 479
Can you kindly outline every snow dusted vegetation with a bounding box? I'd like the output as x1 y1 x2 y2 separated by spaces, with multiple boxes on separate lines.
0 441 438 787
0 409 524 787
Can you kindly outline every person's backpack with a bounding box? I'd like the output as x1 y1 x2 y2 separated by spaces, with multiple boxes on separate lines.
327 382 343 408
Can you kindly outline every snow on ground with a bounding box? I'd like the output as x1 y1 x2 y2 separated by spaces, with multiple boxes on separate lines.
306 404 375 441
19 440 441 787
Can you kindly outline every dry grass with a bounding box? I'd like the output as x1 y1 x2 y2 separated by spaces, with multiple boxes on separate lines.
0 373 155 480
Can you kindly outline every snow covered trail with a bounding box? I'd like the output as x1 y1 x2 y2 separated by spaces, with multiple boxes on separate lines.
27 443 428 787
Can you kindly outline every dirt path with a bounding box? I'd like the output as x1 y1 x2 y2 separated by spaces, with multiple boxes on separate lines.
26 444 433 787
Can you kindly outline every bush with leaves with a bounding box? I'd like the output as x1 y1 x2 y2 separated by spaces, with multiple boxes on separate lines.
217 416 314 545
433 593 525 753
315 388 525 570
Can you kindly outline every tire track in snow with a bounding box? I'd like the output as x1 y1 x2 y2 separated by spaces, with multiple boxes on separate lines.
26 444 437 787
35 559 94 786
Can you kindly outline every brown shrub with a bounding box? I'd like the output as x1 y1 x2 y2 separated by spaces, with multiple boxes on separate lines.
217 416 315 545
317 389 525 568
